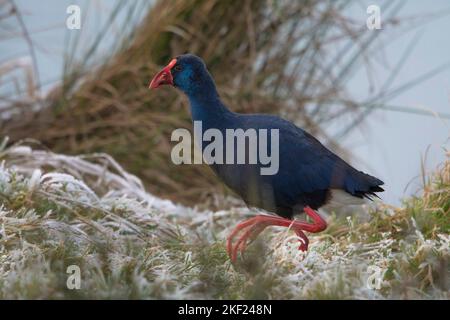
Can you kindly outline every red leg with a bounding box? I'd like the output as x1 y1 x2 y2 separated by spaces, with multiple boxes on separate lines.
227 206 326 262
302 206 327 232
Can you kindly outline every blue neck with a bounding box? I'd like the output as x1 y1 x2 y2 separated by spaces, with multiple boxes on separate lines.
186 88 231 127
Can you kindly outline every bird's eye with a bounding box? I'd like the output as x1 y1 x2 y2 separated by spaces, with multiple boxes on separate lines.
174 65 182 71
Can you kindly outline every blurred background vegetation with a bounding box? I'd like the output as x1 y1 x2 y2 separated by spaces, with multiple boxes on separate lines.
0 0 448 300
0 0 449 209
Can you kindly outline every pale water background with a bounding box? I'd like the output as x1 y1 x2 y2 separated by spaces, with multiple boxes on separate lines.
2 0 449 206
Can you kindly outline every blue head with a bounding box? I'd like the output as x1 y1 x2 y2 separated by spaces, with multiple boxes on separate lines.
149 54 218 100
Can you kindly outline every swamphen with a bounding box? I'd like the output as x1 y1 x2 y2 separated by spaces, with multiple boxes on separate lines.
150 54 384 262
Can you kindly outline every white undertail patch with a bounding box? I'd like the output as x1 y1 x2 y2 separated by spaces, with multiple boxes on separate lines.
323 189 365 210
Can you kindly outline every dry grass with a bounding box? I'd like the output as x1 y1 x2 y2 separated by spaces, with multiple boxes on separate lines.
0 140 447 299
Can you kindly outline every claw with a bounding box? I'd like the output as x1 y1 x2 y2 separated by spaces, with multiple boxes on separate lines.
295 229 309 251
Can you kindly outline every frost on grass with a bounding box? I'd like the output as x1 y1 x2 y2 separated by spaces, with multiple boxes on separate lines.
0 140 448 299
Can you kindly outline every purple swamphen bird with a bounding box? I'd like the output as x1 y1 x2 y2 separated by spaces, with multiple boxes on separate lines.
149 54 384 262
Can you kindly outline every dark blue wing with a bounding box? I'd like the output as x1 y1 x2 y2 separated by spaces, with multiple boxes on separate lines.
259 117 384 207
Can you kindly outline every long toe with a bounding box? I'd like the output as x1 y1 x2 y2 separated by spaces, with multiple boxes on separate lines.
226 217 260 259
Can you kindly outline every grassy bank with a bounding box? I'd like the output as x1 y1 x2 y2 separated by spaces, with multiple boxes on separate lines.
0 140 447 299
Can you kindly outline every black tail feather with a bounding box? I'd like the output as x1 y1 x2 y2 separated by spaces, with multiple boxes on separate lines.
349 171 384 200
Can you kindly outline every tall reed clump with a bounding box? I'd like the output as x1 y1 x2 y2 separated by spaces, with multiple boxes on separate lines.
0 0 416 207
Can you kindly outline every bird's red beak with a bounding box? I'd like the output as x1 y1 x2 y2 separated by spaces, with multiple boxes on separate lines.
149 59 177 89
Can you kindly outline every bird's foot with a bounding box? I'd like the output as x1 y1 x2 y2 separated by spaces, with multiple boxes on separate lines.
226 216 269 263
226 216 260 260
231 221 271 262
226 207 326 263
